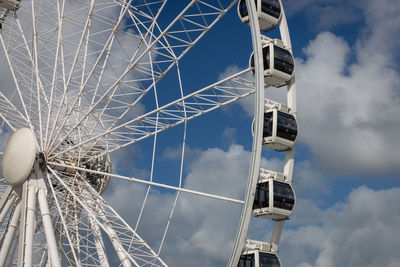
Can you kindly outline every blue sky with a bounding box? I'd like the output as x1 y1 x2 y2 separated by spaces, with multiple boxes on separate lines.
1 0 399 266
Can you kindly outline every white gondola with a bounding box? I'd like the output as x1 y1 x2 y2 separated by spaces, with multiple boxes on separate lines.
261 101 297 151
238 240 281 267
250 38 294 86
253 168 295 220
83 146 112 194
0 0 21 29
0 0 20 10
237 0 282 31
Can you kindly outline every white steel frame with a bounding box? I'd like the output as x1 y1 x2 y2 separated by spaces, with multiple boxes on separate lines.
229 0 296 265
0 0 296 266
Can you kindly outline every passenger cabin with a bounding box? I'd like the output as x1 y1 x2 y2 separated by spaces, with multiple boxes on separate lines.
238 0 282 31
253 169 295 220
262 105 297 151
238 240 281 267
0 0 21 10
84 145 112 194
250 39 294 87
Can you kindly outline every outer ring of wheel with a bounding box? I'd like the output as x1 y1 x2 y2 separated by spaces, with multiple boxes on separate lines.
228 1 296 266
228 0 265 265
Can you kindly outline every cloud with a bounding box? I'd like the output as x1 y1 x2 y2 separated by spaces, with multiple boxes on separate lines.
280 186 400 267
296 27 400 173
105 143 291 266
105 145 250 266
233 0 400 174
283 0 362 30
105 140 335 266
294 0 400 174
222 127 237 145
292 160 330 198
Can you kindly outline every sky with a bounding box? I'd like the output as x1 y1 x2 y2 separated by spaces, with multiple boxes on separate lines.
0 0 400 266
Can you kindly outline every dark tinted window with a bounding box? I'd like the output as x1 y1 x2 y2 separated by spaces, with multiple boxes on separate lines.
238 253 255 267
263 46 270 70
259 252 281 267
239 0 249 17
253 181 269 210
261 0 281 19
276 111 297 141
274 46 294 75
263 112 273 138
273 181 295 210
239 0 280 19
250 45 270 73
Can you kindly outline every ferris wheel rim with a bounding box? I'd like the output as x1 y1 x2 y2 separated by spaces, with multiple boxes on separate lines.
0 0 291 266
1 1 260 266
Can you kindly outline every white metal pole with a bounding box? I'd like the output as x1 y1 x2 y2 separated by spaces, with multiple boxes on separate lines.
24 184 37 267
37 188 62 267
0 200 21 266
270 220 284 253
17 182 28 266
89 217 110 267
0 188 17 223
95 203 131 267
283 149 295 182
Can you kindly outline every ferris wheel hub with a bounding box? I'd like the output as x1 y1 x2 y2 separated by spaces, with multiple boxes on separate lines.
2 127 37 186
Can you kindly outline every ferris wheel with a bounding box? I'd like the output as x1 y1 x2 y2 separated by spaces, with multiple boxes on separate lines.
0 0 296 266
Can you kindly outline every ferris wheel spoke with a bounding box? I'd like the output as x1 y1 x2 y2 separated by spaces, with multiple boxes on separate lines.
0 198 21 267
30 1 45 150
46 0 114 151
0 33 35 134
47 167 168 267
89 216 110 267
49 68 254 160
97 0 238 127
18 181 37 266
46 173 81 266
0 8 59 145
0 92 29 131
44 0 65 150
81 2 166 142
48 0 236 155
37 188 62 267
48 162 244 205
46 0 139 151
48 172 117 266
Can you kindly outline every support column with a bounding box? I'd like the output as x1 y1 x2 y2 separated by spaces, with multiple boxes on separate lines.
270 220 284 253
0 187 17 223
37 188 61 267
23 183 37 266
0 200 21 266
89 216 110 267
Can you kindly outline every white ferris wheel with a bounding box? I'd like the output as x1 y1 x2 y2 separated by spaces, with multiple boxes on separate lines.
0 0 297 266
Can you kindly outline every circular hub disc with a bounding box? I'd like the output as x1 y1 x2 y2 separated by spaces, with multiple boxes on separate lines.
2 128 37 186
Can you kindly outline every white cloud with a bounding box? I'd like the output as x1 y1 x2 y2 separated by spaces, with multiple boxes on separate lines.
105 145 250 266
292 160 330 198
222 127 237 144
105 144 290 266
233 0 400 174
105 141 334 266
290 0 400 173
280 186 400 267
297 27 400 173
106 143 400 267
283 0 362 30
